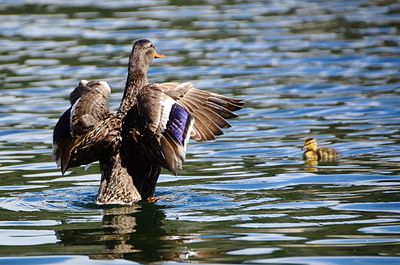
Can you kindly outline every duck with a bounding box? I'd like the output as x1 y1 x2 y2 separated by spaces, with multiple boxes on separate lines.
303 137 339 162
53 39 244 205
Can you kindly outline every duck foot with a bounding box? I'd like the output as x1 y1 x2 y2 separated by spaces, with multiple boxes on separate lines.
146 196 158 203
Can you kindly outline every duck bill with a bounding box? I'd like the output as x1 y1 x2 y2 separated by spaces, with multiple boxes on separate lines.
154 51 166 58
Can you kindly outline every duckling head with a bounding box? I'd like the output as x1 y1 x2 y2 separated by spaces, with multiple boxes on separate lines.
304 137 318 152
128 39 166 73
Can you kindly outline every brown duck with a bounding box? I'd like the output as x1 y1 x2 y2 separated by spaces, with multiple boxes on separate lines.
303 137 339 162
53 39 244 205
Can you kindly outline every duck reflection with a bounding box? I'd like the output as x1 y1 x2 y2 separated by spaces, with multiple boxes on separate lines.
100 203 173 261
304 159 319 172
94 206 140 259
56 203 181 262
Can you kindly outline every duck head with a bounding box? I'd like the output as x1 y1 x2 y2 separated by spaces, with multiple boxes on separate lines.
303 137 318 152
128 39 166 74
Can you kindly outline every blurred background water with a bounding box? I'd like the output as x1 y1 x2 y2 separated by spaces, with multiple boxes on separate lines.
0 0 400 264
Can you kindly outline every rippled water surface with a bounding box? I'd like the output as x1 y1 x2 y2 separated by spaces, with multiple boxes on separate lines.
1 0 400 264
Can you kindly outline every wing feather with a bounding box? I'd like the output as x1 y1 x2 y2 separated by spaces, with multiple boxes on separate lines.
52 108 73 173
122 82 242 177
159 82 244 141
159 134 179 174
129 85 193 174
52 80 116 174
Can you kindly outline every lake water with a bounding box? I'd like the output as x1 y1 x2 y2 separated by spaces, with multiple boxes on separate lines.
0 0 400 264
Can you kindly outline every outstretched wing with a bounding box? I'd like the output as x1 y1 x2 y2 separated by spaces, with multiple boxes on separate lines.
125 85 193 175
159 82 244 141
121 83 243 198
123 83 243 174
120 85 194 199
53 107 73 173
52 80 117 174
140 85 194 172
70 81 111 137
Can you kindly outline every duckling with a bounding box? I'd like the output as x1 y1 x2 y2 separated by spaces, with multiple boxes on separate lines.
303 137 339 161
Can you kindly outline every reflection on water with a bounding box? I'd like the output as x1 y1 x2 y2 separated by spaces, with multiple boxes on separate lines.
57 205 171 262
1 0 400 264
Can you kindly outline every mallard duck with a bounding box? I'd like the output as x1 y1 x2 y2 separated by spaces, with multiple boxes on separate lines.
303 137 339 161
53 39 244 205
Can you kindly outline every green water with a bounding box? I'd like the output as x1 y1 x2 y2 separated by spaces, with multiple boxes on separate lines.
0 0 400 264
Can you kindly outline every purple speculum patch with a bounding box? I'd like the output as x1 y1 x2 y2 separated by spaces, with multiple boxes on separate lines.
166 104 191 144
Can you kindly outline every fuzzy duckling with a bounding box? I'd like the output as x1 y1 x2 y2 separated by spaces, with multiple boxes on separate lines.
303 138 339 161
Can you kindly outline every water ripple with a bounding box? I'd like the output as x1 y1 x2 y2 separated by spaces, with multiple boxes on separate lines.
0 0 399 264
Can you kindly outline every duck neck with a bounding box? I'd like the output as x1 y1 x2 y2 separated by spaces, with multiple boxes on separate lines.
118 61 149 116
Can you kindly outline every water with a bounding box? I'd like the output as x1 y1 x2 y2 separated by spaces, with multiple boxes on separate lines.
0 0 400 264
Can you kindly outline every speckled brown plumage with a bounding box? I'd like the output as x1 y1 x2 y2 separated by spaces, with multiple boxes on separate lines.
53 81 115 174
97 153 141 205
53 39 244 205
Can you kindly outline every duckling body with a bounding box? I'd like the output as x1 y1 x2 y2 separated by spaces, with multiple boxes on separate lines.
53 39 244 204
303 138 339 162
